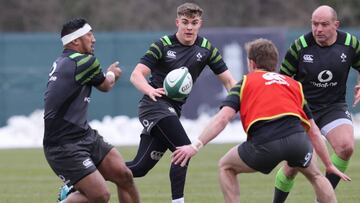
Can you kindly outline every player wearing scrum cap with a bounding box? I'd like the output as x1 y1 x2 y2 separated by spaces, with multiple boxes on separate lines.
43 18 139 203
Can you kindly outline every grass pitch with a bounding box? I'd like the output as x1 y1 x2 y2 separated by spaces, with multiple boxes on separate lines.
0 142 359 203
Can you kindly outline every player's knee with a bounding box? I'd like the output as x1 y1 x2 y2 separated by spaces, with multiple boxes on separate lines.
90 189 110 203
335 143 354 159
283 165 299 179
117 167 136 186
218 156 226 169
218 156 232 173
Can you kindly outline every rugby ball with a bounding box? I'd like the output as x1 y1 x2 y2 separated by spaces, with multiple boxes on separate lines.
163 67 193 100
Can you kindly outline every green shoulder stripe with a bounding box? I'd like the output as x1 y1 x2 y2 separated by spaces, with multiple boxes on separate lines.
69 53 82 59
146 50 159 60
161 35 172 46
151 43 162 58
351 35 358 49
80 68 101 85
75 58 100 82
211 55 222 64
345 32 351 46
282 59 296 73
77 55 92 67
210 48 218 61
201 38 208 48
299 35 308 48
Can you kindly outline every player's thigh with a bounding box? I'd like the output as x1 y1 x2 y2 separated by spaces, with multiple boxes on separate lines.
219 145 256 173
153 116 191 151
296 158 322 182
326 124 354 151
283 151 318 178
97 148 132 182
74 170 109 199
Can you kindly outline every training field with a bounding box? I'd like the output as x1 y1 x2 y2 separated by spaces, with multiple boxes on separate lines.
0 142 359 203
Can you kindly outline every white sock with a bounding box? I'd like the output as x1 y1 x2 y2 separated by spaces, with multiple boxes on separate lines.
172 197 184 203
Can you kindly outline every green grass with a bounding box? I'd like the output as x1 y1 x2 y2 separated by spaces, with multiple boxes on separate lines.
0 142 359 203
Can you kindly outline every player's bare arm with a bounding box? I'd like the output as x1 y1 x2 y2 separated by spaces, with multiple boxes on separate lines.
172 106 236 167
96 61 121 92
217 70 237 91
130 63 165 101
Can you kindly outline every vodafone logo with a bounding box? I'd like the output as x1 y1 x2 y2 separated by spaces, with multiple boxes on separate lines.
317 70 333 82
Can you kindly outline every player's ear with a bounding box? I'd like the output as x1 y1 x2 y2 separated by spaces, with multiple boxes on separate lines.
70 38 80 46
175 18 180 27
334 20 340 29
247 58 256 72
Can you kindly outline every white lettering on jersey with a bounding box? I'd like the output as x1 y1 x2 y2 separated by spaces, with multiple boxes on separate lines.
262 72 289 86
310 70 337 88
48 62 58 81
84 97 91 103
142 119 154 132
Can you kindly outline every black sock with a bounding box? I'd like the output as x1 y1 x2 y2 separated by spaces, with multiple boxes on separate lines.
273 187 289 203
326 172 341 189
170 163 188 200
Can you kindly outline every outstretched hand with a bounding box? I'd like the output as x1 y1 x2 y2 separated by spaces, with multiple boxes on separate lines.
148 87 165 101
171 145 198 167
326 165 351 182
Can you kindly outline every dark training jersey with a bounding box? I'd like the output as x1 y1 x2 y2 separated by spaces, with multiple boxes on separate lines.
43 49 105 146
139 34 228 110
280 31 360 111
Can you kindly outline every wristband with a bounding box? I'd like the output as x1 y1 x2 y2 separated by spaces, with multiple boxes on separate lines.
191 139 204 152
106 71 115 81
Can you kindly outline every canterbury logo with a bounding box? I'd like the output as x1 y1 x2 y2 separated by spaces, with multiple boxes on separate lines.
82 158 93 168
167 50 176 59
303 54 313 63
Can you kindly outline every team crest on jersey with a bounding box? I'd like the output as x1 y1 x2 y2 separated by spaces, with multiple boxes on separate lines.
303 54 313 63
167 50 176 59
341 53 347 62
196 52 203 61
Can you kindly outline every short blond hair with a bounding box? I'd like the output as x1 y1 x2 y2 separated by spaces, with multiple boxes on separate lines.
245 38 279 72
177 2 203 18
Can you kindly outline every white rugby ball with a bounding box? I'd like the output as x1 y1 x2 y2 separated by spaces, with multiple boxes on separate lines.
163 67 193 100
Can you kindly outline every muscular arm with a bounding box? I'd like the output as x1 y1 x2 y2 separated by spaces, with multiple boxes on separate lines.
96 61 121 92
217 70 237 91
130 63 165 101
172 106 236 166
197 106 236 145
